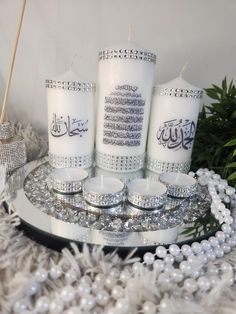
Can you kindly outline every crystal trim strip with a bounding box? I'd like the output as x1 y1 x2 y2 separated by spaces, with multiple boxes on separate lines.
47 175 88 194
0 136 26 172
83 187 125 207
146 157 191 174
48 153 93 169
153 86 203 99
95 151 145 172
159 174 197 198
0 122 14 140
127 191 167 209
46 80 96 92
98 49 156 64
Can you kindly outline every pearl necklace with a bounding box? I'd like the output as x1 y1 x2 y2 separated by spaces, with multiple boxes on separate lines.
12 168 236 314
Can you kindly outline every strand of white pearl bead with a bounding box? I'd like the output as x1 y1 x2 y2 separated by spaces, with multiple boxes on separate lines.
12 168 236 313
142 168 236 295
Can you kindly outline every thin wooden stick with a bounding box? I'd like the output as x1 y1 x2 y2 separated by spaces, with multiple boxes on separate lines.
179 62 189 78
0 0 27 123
128 24 132 42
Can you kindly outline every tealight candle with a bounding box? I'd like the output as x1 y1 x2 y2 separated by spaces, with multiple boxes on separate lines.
96 41 156 172
83 176 125 207
46 69 95 168
159 172 197 198
127 178 167 209
47 168 88 194
147 75 203 174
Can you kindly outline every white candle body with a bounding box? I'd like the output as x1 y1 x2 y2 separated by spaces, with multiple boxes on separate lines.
84 176 124 194
147 77 202 173
47 70 95 168
128 178 167 197
96 42 156 172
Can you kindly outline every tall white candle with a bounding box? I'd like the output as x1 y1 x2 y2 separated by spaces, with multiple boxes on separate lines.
46 70 95 168
96 42 156 172
147 76 203 174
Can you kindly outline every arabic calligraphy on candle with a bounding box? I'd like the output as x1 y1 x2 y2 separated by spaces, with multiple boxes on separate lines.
156 118 196 150
50 113 88 138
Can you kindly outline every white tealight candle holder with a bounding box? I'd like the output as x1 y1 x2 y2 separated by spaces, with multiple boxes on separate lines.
159 172 197 198
48 168 88 194
127 178 167 209
83 176 125 207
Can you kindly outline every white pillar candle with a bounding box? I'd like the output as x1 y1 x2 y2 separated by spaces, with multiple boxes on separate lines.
83 176 125 207
96 42 156 172
127 178 167 209
46 70 95 168
147 76 203 174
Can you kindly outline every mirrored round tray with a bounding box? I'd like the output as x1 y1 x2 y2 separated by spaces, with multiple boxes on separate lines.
5 157 220 253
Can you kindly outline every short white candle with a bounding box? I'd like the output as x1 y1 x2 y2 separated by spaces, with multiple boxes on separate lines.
51 168 88 182
96 41 156 172
127 178 167 208
46 69 95 168
128 178 167 196
48 168 88 194
159 172 197 198
147 76 203 174
160 172 196 187
84 176 124 194
83 176 125 207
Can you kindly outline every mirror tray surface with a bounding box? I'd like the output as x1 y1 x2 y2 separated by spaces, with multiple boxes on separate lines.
5 157 220 252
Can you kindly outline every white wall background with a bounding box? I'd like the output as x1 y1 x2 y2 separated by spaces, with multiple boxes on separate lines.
0 0 235 133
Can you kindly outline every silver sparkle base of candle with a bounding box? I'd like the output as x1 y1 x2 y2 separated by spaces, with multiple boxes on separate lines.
159 174 198 198
47 175 87 195
95 151 145 172
0 122 15 140
146 156 191 174
49 152 93 169
127 191 167 209
0 136 26 172
83 187 126 207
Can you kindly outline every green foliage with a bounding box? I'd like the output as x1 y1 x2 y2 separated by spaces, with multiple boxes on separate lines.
192 77 236 188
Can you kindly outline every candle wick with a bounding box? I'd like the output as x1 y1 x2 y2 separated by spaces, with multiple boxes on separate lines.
128 24 132 42
179 61 189 78
69 53 78 71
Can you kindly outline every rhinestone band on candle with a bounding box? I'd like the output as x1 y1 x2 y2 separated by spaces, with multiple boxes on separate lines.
159 172 197 198
154 86 203 98
49 153 93 169
83 176 125 207
98 49 156 64
127 178 167 209
146 157 191 174
47 168 88 194
95 152 145 172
